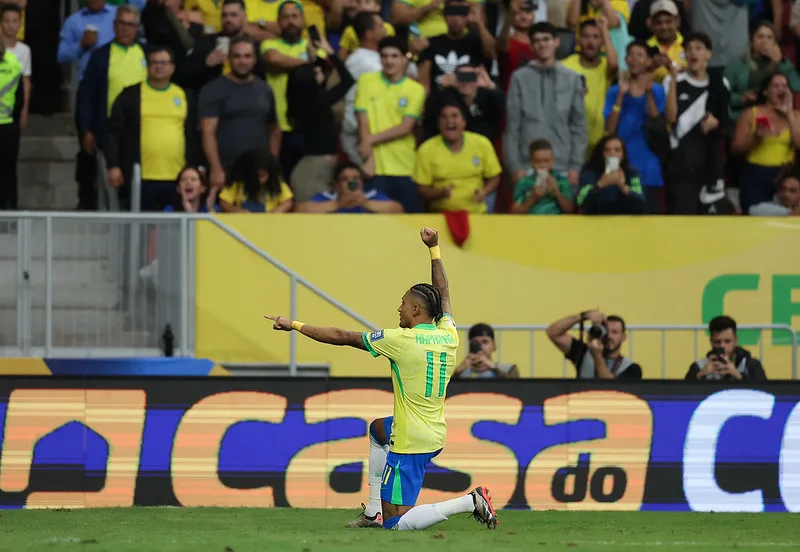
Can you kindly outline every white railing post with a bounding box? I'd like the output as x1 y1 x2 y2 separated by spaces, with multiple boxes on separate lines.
179 216 188 357
290 274 298 376
44 215 53 356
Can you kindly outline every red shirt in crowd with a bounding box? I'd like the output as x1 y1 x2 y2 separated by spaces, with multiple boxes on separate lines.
498 37 536 92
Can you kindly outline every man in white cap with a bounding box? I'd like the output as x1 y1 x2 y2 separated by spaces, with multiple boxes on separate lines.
647 0 684 84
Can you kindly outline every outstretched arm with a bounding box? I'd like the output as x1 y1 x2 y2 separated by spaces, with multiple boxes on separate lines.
420 228 452 316
264 315 367 351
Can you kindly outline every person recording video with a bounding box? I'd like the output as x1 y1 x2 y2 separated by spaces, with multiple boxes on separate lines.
546 310 643 380
454 323 520 379
684 315 767 381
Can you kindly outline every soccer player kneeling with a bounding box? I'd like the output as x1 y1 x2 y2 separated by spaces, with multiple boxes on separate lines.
265 228 497 531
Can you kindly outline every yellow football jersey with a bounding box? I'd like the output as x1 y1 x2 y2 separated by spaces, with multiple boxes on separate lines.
362 314 459 454
414 131 502 213
354 72 424 176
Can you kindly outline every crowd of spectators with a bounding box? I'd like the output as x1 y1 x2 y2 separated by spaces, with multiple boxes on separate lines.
2 0 800 217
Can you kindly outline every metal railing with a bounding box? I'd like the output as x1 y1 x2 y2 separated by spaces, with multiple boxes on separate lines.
0 211 377 375
456 324 799 379
0 213 192 357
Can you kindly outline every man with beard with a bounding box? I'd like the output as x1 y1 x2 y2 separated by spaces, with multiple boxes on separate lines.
562 17 617 159
546 310 643 380
178 0 267 90
199 35 281 190
261 0 320 179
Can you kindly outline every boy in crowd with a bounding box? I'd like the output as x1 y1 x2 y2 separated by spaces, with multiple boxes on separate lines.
511 139 575 215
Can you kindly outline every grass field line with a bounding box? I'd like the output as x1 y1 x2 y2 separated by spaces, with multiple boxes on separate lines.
575 542 800 547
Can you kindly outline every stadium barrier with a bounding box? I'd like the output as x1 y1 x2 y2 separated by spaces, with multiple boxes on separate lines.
458 324 799 379
193 215 800 379
1 213 798 378
0 376 797 512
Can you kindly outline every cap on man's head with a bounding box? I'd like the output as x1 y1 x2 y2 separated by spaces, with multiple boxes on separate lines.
278 0 303 15
650 0 678 17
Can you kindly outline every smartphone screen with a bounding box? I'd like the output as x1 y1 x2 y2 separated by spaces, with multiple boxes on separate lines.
756 115 771 129
308 25 321 43
216 36 230 54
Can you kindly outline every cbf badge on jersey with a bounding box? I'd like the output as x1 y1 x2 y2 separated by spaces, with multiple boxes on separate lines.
173 97 182 107
398 97 408 108
370 330 384 341
472 156 480 166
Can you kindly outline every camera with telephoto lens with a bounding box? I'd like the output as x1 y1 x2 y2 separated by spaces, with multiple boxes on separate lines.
587 322 607 342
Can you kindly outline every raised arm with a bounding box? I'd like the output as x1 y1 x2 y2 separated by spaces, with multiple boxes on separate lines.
419 227 452 316
264 315 367 350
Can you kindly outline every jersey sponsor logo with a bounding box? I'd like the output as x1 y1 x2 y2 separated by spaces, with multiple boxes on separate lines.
398 97 408 108
370 330 384 341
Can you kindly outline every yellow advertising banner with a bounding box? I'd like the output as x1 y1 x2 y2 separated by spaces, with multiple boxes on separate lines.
194 216 800 379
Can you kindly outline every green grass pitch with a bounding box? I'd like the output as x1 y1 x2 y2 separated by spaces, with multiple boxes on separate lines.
0 508 798 551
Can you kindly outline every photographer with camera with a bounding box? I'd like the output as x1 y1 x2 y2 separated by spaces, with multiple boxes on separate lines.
295 161 403 213
547 310 643 380
454 323 520 379
684 315 767 381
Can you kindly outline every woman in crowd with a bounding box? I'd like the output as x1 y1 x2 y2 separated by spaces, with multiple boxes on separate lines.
725 22 800 122
164 166 219 213
576 135 645 214
604 41 666 213
732 72 800 214
286 36 355 202
218 148 294 213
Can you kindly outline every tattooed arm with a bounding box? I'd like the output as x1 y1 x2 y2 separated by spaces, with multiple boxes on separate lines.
419 227 452 316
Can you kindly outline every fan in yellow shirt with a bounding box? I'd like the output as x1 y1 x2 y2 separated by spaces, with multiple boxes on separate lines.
218 148 294 212
567 0 630 39
186 0 222 32
414 102 502 214
561 18 618 158
337 0 395 59
392 0 485 39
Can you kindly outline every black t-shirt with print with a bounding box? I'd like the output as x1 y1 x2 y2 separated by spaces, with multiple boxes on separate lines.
418 31 489 90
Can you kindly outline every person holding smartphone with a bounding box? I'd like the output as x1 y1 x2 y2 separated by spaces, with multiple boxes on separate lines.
575 135 645 214
453 323 519 378
732 71 800 214
296 161 403 213
684 315 767 381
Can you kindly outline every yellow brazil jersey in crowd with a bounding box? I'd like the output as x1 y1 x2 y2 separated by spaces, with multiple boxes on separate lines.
413 131 502 213
403 0 483 38
340 21 395 52
574 0 629 37
648 33 685 84
260 38 324 131
246 0 327 37
561 54 610 158
245 0 281 31
354 71 424 176
186 0 221 33
140 82 187 181
362 314 459 454
107 42 146 116
218 180 294 211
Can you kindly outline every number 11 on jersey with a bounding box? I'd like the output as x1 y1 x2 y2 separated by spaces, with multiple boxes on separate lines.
425 351 447 398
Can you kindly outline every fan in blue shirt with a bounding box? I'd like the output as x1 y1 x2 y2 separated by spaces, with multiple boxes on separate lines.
296 161 404 214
